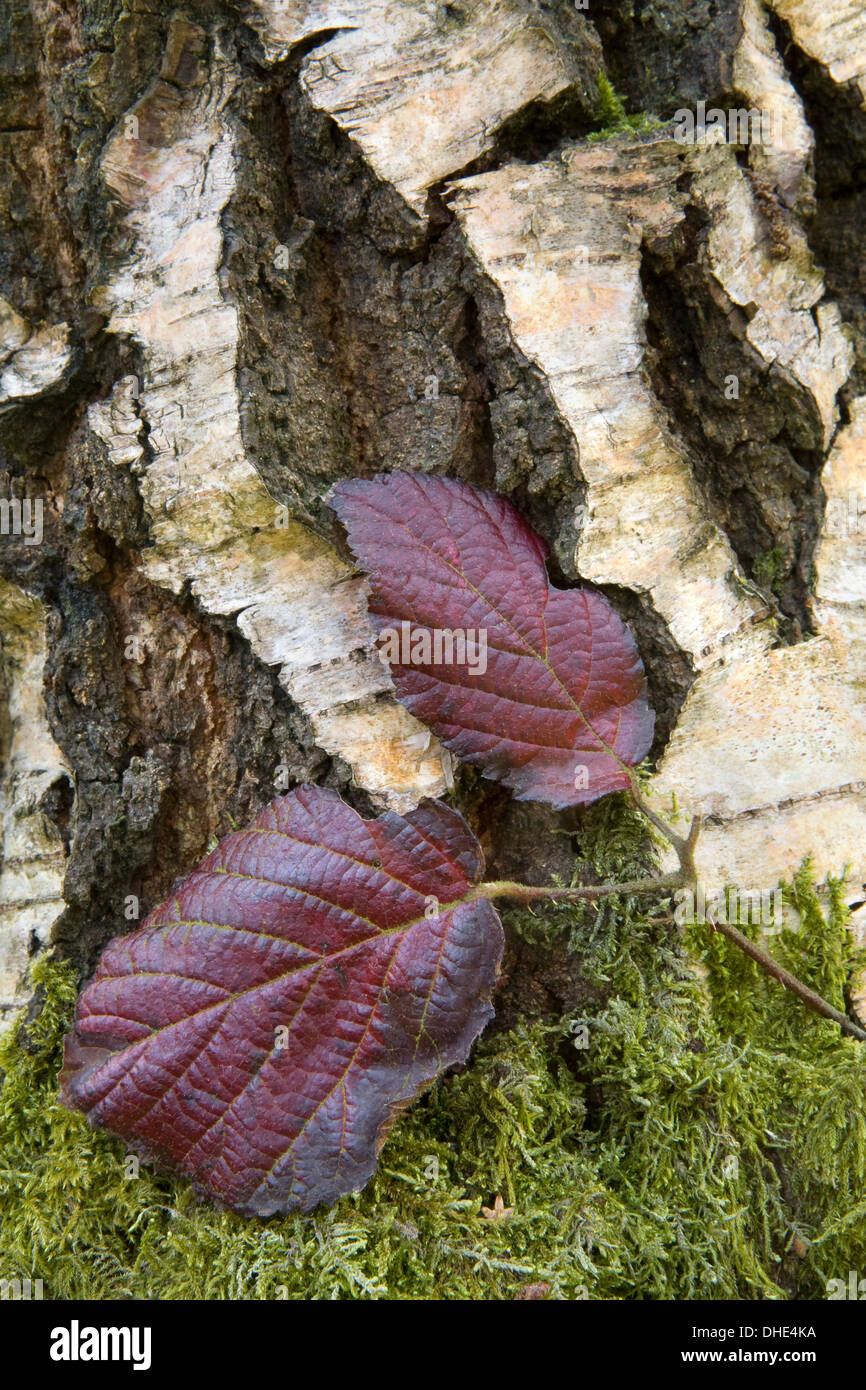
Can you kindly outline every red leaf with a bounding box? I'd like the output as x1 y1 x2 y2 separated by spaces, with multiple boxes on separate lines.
60 786 502 1216
330 472 654 806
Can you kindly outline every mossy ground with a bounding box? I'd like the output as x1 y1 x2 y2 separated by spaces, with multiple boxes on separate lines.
2 803 866 1300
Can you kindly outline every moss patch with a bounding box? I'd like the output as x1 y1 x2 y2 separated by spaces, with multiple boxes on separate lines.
752 547 786 598
589 75 664 141
2 823 866 1299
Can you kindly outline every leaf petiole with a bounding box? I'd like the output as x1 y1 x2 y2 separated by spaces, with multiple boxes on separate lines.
475 873 682 904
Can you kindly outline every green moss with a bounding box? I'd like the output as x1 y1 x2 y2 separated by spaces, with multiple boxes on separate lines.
589 75 663 142
3 830 866 1300
752 547 786 597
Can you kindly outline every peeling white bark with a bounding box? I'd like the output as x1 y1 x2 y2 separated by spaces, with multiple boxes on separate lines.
733 0 813 211
689 143 851 451
246 1 369 59
649 638 866 893
0 297 71 415
451 140 773 670
770 0 866 106
255 0 582 215
0 298 30 361
75 12 866 910
91 17 447 809
0 579 71 1032
450 135 865 899
646 146 864 897
813 396 866 663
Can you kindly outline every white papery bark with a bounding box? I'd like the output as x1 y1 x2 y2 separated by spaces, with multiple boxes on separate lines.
0 581 70 1030
90 16 448 811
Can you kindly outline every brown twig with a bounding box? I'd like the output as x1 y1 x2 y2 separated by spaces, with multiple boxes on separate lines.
626 776 866 1044
482 776 866 1044
708 916 866 1043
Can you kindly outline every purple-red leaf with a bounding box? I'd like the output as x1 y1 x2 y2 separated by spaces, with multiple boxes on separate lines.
330 472 654 807
60 786 502 1216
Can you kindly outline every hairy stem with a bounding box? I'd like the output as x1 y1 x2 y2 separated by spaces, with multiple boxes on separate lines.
476 872 682 904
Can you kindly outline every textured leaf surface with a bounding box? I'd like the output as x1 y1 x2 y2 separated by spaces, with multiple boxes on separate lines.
61 787 502 1216
331 472 654 806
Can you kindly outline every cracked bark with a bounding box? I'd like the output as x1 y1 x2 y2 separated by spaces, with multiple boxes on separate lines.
2 0 866 1033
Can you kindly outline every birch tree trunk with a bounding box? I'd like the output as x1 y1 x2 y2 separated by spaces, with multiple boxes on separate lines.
3 0 866 1030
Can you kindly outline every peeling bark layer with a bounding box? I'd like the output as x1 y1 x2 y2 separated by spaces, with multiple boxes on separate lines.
0 579 70 1029
92 15 448 809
